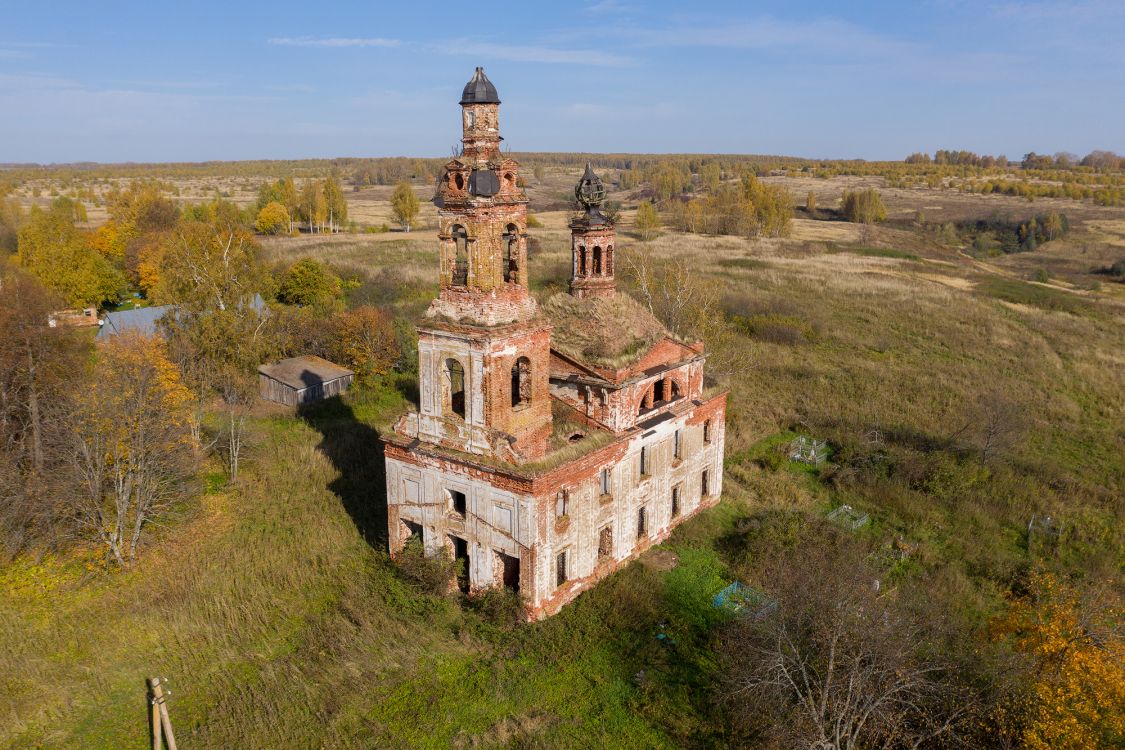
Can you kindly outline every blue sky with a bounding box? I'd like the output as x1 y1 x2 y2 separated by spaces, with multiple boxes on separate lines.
1 0 1122 163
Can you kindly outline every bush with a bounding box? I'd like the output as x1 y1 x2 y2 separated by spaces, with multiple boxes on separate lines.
394 537 457 596
840 189 887 224
254 201 289 235
277 258 341 307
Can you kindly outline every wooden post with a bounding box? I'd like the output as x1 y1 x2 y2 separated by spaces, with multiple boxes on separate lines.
148 678 162 750
148 677 178 750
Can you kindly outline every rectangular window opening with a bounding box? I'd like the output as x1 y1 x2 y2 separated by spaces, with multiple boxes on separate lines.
600 468 610 496
703 419 712 443
449 489 467 516
639 446 649 477
701 470 710 498
556 550 568 587
637 506 647 539
672 485 681 518
673 429 682 460
598 526 613 559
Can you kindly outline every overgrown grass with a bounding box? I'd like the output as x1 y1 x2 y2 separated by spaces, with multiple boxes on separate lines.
977 276 1098 316
3 208 1123 748
829 244 921 261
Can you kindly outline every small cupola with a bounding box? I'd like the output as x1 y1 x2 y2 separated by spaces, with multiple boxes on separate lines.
461 67 500 105
569 163 616 300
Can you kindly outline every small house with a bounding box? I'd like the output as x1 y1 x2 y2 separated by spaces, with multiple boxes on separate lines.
258 355 354 406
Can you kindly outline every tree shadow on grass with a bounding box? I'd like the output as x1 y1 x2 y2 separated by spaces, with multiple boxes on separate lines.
299 395 388 552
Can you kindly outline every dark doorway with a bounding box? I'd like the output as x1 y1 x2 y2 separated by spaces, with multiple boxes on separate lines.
498 552 520 592
450 535 470 593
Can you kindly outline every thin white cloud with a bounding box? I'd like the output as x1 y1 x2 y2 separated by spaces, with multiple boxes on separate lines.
442 41 634 66
268 36 399 48
585 0 632 14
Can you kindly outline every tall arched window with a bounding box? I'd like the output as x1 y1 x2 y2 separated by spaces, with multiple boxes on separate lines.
446 359 466 418
606 245 614 275
451 225 469 286
511 356 531 408
578 245 587 276
503 223 519 282
592 246 602 275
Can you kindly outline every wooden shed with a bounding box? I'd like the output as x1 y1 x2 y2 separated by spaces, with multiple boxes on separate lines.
258 356 355 406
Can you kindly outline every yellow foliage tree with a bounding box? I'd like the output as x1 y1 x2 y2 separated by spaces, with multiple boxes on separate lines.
992 573 1124 750
255 201 290 235
330 306 399 382
71 334 194 565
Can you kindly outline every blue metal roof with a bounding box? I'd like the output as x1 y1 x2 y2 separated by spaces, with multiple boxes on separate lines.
96 305 174 340
95 294 267 341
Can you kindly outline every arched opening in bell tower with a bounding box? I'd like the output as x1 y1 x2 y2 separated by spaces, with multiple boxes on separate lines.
592 246 603 275
511 356 531 408
503 223 519 282
446 358 466 418
451 225 469 287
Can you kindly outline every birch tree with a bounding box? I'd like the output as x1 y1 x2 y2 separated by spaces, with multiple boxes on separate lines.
70 334 194 565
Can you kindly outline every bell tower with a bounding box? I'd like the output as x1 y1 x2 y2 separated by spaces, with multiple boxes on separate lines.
569 163 616 299
410 68 552 461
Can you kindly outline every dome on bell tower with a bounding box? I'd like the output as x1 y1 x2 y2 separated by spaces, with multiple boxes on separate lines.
460 67 500 105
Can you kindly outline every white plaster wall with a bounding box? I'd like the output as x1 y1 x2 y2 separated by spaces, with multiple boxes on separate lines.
386 455 535 590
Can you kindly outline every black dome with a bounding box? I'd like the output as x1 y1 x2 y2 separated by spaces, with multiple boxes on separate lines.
460 67 500 105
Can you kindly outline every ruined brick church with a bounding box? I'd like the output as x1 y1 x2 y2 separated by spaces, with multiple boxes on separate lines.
383 68 727 619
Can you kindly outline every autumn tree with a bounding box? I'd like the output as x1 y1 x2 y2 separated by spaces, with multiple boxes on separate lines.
701 162 722 193
620 241 716 339
278 258 342 308
159 214 275 479
634 200 661 241
17 200 125 307
841 188 887 224
299 179 327 233
330 306 399 382
992 574 1124 750
70 334 194 565
743 174 793 237
0 197 22 254
156 216 269 312
0 262 90 553
322 175 348 232
255 201 290 236
390 181 420 232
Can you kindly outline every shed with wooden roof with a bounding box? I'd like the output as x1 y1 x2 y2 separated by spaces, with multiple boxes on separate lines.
257 355 354 406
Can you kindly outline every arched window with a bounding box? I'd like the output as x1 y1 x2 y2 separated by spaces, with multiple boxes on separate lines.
606 245 614 275
669 379 681 401
503 223 519 282
451 225 469 286
592 246 602 275
511 356 531 408
578 245 587 276
446 359 466 418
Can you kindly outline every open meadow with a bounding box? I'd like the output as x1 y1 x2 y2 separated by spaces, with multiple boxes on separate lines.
1 159 1123 748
